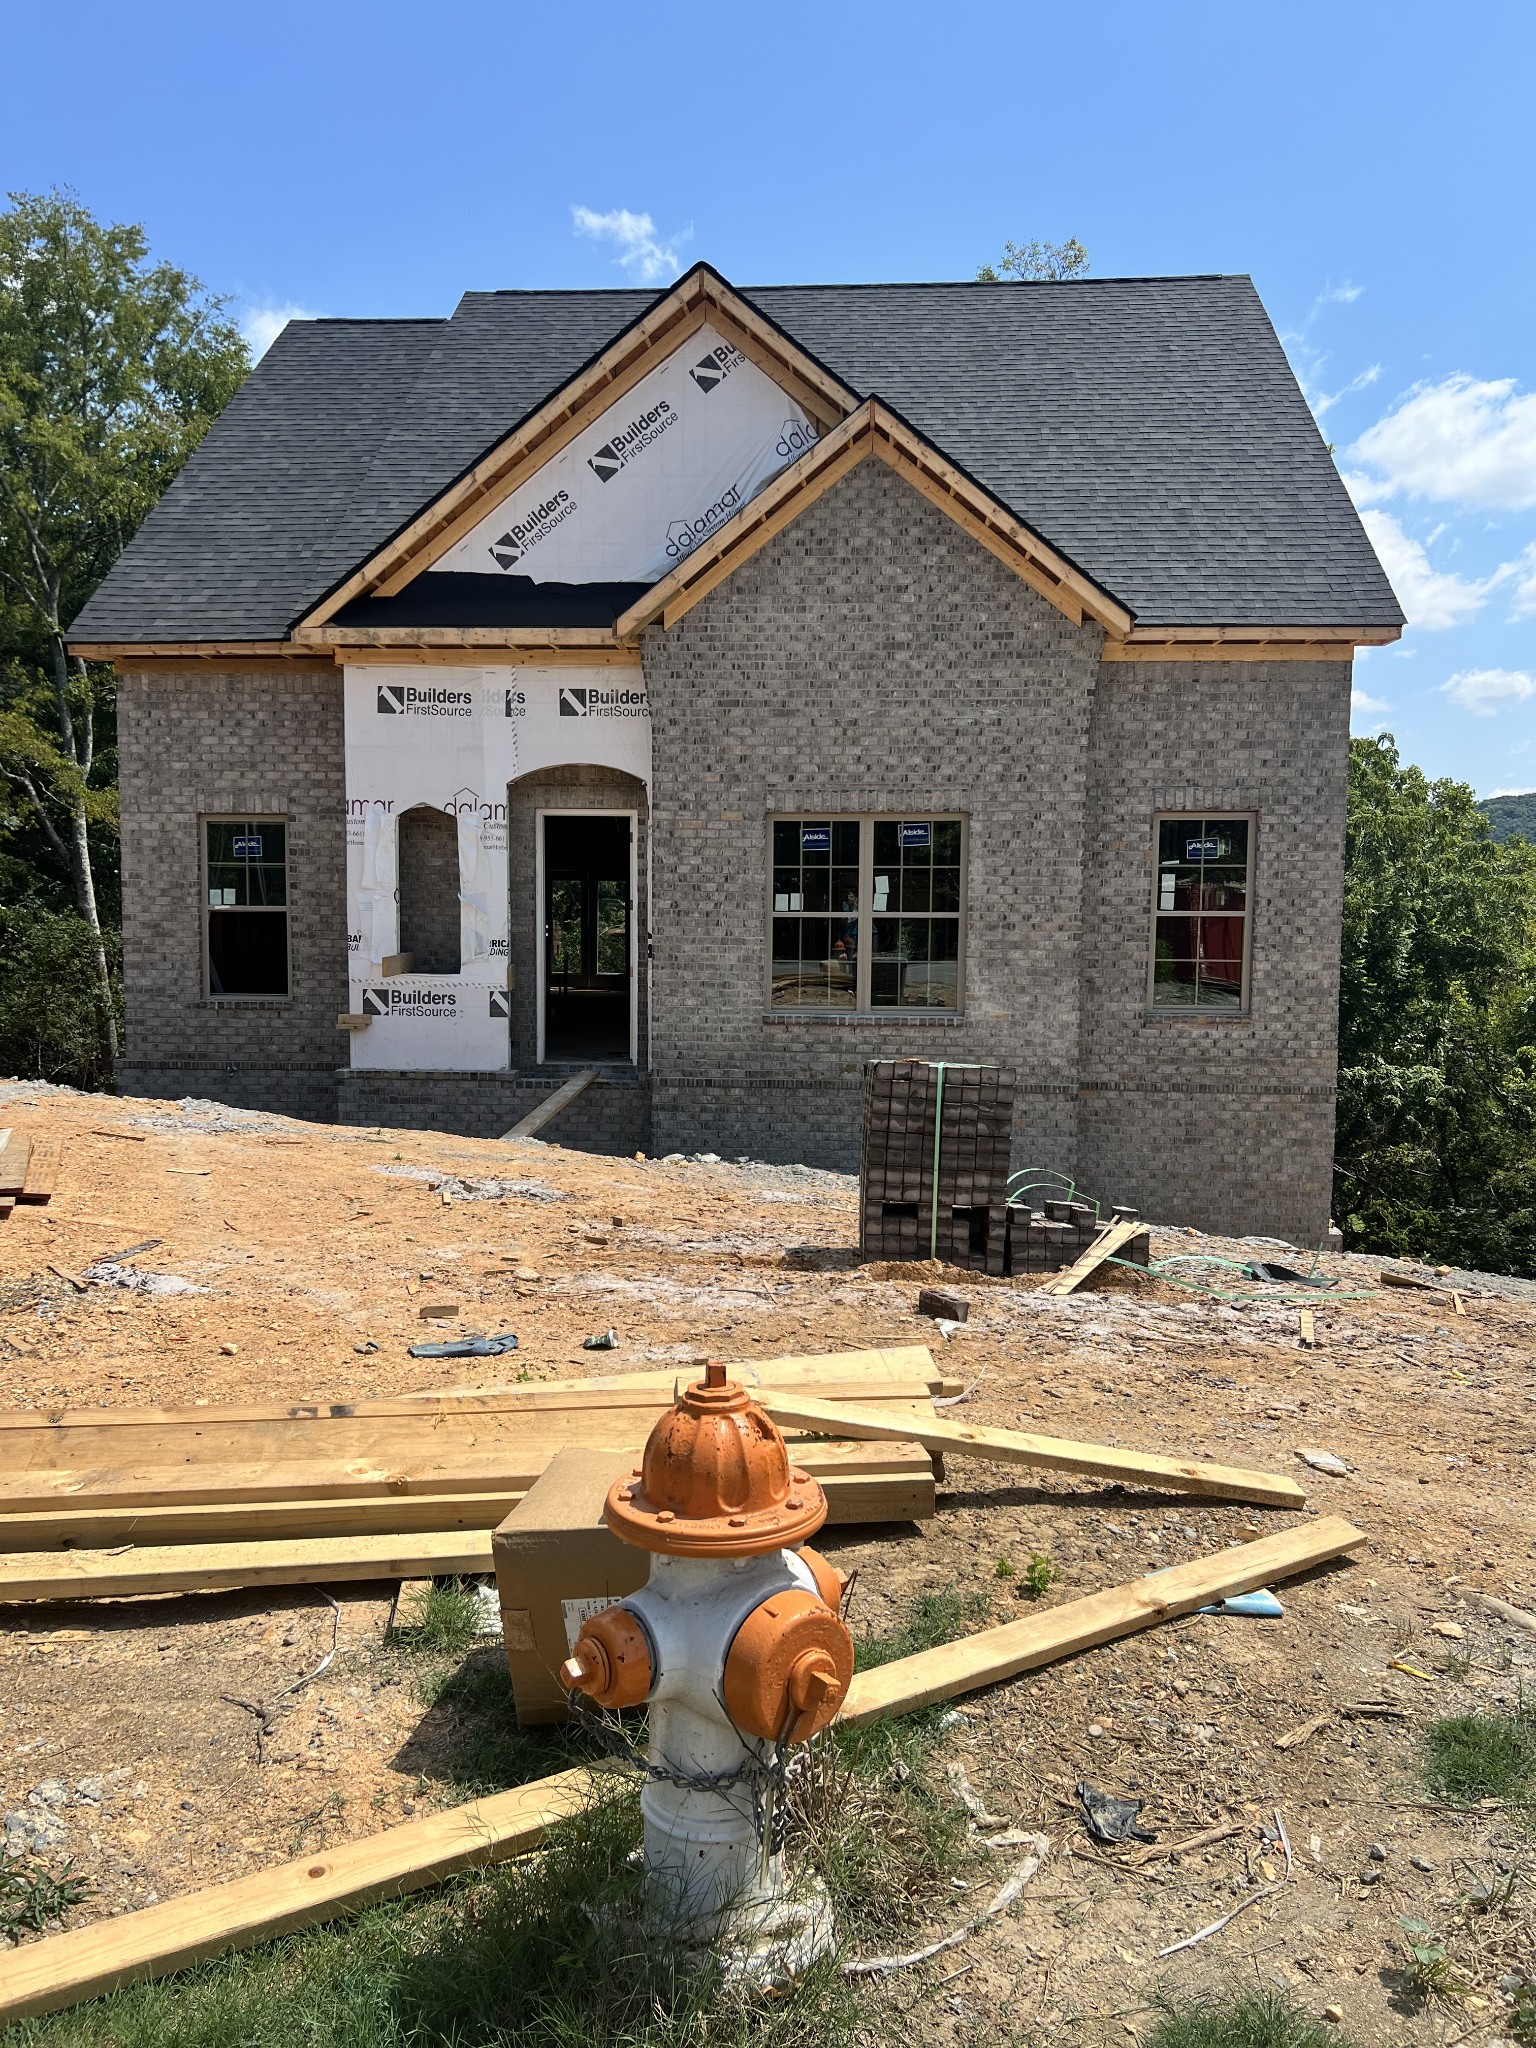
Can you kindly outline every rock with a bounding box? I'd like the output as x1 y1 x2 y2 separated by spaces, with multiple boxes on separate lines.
1322 2006 1343 2024
220 1342 238 1356
5 1807 66 1852
1411 1854 1436 1872
73 1776 104 1806
1359 1866 1382 1885
1367 1842 1387 1862
1497 1971 1525 1994
1296 1448 1350 1477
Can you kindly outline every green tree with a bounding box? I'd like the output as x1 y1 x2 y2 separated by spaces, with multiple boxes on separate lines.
0 188 248 1069
976 236 1090 283
1336 735 1536 1275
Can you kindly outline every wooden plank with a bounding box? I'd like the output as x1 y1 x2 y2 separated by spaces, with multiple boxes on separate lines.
0 1529 498 1602
17 1136 62 1204
0 1436 934 1541
759 1394 1306 1508
0 1347 940 1441
1034 1216 1145 1297
500 1068 599 1142
0 1135 33 1198
838 1517 1365 1724
0 1767 596 2022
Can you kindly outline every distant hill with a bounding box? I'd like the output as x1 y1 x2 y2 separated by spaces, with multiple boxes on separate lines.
1479 792 1536 843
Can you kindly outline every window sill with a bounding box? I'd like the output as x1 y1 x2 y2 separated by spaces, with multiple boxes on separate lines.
1140 1010 1251 1025
197 996 294 1009
762 1009 966 1026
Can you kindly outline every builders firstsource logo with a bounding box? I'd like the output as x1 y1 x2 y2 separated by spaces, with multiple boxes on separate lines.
375 684 473 720
487 489 575 571
360 986 459 1020
558 685 650 720
689 341 745 393
587 399 676 482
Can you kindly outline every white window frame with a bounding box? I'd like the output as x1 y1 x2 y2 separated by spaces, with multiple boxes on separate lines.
765 812 968 1017
1146 810 1256 1018
201 813 292 1001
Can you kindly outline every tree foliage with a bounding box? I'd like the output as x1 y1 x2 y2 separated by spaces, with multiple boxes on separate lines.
0 187 247 1079
976 237 1089 283
1336 736 1536 1275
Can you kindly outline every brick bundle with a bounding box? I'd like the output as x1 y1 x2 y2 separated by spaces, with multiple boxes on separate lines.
1008 1199 1150 1275
860 1060 1015 1274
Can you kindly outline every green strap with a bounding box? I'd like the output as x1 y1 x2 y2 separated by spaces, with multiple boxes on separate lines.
929 1061 946 1259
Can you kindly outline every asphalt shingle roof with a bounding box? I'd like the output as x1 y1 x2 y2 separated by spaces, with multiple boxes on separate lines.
71 273 1401 642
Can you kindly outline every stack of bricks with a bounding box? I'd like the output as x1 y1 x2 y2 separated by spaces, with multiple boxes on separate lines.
1007 1199 1151 1275
859 1060 1016 1274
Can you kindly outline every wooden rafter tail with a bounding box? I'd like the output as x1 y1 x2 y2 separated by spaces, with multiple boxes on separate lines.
837 1515 1366 1725
0 1768 599 2022
758 1392 1306 1508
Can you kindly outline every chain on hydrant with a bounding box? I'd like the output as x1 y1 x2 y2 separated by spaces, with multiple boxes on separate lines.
560 1359 854 1979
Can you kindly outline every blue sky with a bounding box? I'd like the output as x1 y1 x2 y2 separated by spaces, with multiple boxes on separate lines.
6 0 1532 796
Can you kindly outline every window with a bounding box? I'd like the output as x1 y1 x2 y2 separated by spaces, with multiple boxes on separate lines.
204 819 288 996
1150 815 1251 1012
770 816 964 1013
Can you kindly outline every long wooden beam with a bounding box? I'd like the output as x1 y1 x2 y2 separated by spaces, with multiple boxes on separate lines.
758 1393 1307 1508
500 1067 599 1142
0 1768 597 2023
1035 1216 1145 1297
839 1516 1364 1724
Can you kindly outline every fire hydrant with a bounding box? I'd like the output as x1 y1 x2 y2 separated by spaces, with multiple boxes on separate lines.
560 1360 854 1977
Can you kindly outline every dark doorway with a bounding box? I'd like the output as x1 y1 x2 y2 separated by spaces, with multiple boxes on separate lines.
543 813 632 1061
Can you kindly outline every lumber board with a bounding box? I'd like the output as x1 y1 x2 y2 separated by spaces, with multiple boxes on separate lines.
1034 1216 1145 1296
17 1135 62 1202
0 1389 936 1490
0 1134 32 1198
0 1529 499 1601
0 1767 597 2022
499 1068 599 1142
0 1346 940 1440
838 1516 1365 1724
0 1436 934 1546
758 1394 1306 1508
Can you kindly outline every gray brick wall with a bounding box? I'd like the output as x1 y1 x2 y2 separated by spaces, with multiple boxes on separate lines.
335 1070 650 1152
641 459 1096 1175
1076 656 1349 1241
640 460 1346 1238
397 803 461 973
115 664 347 1122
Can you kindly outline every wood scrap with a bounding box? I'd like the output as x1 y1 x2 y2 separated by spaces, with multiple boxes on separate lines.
0 1767 596 2021
500 1067 599 1142
759 1392 1306 1508
1475 1593 1536 1633
89 1129 146 1142
0 1529 497 1602
837 1517 1365 1725
1127 1818 1246 1867
1275 1711 1333 1751
1033 1216 1144 1297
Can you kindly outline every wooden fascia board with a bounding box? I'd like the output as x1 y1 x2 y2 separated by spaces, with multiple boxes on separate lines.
69 641 309 661
336 645 643 668
614 403 878 636
1104 622 1403 662
619 398 1133 640
315 626 625 651
295 268 861 627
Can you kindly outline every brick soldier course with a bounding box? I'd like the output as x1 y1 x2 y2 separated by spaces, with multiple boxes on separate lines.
76 264 1401 1240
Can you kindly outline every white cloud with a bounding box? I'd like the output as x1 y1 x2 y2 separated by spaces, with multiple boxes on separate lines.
1349 373 1536 511
1316 279 1364 308
1312 362 1382 419
1351 687 1390 715
571 206 690 285
1359 508 1513 629
1437 667 1536 716
241 302 319 358
1509 543 1536 619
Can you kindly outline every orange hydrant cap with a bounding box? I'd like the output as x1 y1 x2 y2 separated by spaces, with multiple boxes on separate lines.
606 1360 828 1557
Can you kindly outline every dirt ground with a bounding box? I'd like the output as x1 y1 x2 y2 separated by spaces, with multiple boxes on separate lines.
0 1080 1533 2044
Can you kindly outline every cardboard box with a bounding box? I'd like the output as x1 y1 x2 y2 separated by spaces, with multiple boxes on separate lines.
492 1446 651 1726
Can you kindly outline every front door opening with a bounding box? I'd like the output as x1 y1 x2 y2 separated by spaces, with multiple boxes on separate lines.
543 813 632 1061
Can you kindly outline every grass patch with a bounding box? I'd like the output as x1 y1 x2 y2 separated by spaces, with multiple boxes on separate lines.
0 1856 93 1941
1423 1702 1536 1807
9 1589 990 2047
1145 1984 1360 2048
389 1577 489 1656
